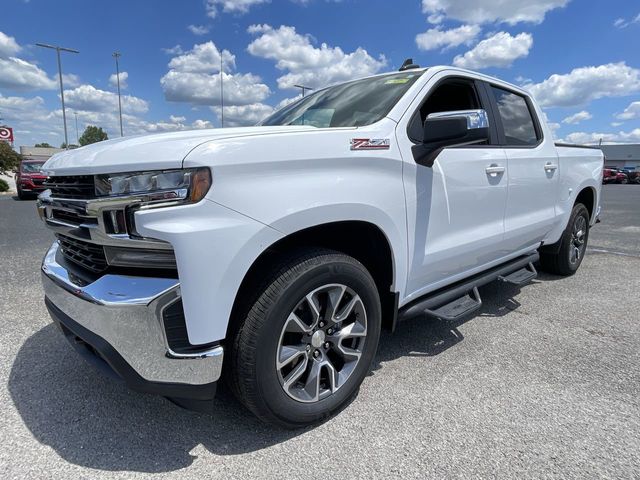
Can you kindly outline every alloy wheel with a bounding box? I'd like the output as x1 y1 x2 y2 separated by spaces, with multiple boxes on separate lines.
276 283 367 403
569 214 587 265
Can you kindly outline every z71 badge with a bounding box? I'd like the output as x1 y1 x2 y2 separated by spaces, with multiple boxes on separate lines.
350 138 390 150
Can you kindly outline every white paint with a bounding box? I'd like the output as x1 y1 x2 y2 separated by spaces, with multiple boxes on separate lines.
41 66 604 345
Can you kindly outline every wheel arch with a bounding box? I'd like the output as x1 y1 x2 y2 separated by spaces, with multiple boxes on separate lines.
226 220 400 342
575 185 596 221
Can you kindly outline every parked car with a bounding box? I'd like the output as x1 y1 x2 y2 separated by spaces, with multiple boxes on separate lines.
622 167 640 184
15 159 48 199
36 64 603 427
603 168 618 184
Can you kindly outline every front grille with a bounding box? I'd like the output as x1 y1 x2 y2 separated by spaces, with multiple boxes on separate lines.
57 234 108 274
45 175 96 199
32 178 45 186
52 209 97 226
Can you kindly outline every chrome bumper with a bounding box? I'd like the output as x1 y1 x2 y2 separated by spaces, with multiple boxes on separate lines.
42 241 223 387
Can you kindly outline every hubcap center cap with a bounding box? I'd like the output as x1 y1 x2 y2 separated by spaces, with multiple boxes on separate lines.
311 330 326 349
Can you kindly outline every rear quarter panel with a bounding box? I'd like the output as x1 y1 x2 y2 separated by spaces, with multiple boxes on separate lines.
544 146 603 244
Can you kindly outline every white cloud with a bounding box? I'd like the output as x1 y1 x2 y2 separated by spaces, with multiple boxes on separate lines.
613 13 640 28
109 71 128 89
161 70 270 106
0 56 57 91
187 24 211 35
62 73 81 88
453 32 532 69
616 101 640 120
205 0 269 17
421 0 569 25
214 103 274 126
0 31 57 92
161 41 270 107
563 129 640 144
541 112 561 139
168 41 235 73
162 45 184 55
526 62 640 108
0 94 46 117
191 119 214 129
64 84 149 115
247 24 386 90
562 110 592 124
415 24 481 51
0 31 21 57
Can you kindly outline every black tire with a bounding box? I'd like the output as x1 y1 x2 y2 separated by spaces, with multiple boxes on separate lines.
17 186 27 200
539 203 590 276
227 248 381 428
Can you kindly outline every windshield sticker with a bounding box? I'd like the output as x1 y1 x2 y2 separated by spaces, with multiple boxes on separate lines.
385 78 410 84
350 138 391 150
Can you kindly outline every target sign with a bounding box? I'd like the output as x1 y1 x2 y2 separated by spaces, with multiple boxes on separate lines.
0 127 13 143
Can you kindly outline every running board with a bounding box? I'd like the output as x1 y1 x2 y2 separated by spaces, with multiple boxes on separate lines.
498 262 537 286
396 252 539 326
422 287 482 321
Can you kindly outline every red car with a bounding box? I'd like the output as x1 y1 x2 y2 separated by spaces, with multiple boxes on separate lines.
15 159 48 199
603 168 618 184
603 167 630 184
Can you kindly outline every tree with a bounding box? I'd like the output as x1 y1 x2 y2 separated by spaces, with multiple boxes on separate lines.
34 142 53 148
78 126 108 146
0 141 22 175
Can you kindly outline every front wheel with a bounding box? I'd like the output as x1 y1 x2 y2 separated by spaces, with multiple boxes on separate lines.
228 249 381 428
539 203 590 276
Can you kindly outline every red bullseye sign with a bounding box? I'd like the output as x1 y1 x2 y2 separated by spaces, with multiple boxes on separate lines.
0 127 14 143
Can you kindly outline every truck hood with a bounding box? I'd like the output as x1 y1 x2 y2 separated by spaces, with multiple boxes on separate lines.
42 126 315 176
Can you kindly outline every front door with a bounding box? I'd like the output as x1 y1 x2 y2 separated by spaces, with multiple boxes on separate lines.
397 74 510 302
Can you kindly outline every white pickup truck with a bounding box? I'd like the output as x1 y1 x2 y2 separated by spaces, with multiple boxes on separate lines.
38 64 603 427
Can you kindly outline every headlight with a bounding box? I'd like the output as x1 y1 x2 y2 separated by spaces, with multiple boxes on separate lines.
94 168 211 203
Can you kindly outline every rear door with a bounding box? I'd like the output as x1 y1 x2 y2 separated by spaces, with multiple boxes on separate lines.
486 84 559 251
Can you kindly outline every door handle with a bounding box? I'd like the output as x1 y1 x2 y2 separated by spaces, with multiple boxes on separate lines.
544 163 558 171
485 164 505 176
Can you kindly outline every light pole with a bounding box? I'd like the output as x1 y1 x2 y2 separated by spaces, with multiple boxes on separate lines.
74 112 79 145
220 54 224 128
294 84 314 97
36 43 79 149
112 52 124 137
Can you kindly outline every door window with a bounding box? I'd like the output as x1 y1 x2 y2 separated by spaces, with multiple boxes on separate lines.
491 87 540 146
408 79 482 142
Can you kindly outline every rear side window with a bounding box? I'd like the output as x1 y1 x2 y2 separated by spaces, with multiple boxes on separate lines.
491 87 539 146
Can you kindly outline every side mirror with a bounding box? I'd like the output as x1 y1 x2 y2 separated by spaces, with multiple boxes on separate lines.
412 109 490 167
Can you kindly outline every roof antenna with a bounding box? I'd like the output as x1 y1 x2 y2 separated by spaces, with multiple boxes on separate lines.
399 58 420 71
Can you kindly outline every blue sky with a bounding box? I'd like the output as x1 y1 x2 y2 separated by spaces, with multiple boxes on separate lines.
1 0 639 147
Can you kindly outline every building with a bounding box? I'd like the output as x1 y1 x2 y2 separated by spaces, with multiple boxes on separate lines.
599 144 640 170
20 145 64 161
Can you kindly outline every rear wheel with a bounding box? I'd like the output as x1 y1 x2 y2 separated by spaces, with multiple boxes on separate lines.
228 249 381 428
539 203 590 276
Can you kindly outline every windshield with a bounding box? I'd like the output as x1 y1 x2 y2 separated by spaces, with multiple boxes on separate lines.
21 162 45 173
261 71 424 128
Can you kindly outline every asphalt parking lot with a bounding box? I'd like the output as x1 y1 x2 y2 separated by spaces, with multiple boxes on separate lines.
1 185 639 479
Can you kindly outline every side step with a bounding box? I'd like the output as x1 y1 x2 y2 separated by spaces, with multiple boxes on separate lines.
498 262 537 285
422 287 482 321
395 252 539 327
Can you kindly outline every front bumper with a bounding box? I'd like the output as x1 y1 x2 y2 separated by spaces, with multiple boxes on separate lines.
42 241 223 399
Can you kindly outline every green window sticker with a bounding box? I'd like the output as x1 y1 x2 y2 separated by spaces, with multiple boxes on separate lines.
385 78 411 84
